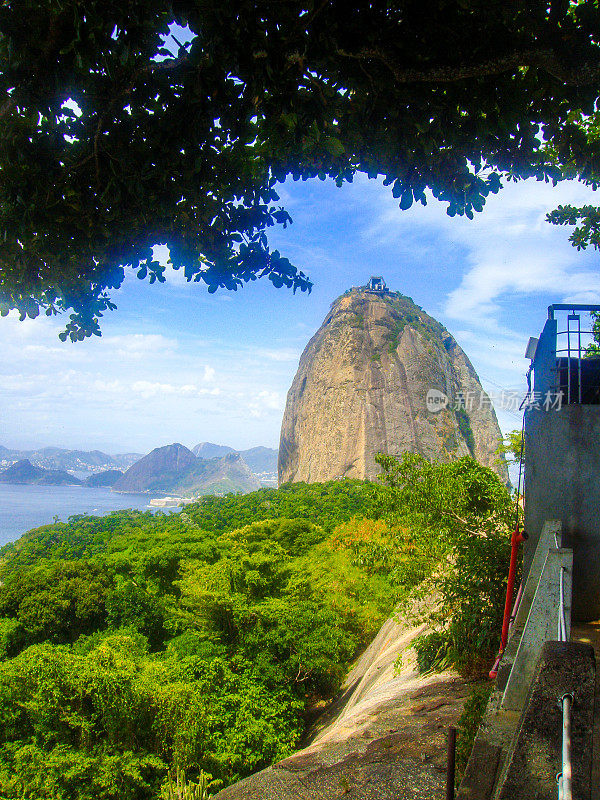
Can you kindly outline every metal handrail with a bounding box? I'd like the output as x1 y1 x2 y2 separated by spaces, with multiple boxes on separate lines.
556 565 573 800
556 329 595 336
557 693 574 800
555 348 596 353
548 303 600 318
558 566 568 643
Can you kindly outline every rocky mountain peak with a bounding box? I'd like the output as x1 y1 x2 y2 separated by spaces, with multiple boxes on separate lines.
279 285 507 484
113 443 197 492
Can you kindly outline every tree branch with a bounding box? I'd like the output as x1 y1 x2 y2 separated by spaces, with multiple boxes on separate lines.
86 53 195 185
336 46 600 85
0 96 15 121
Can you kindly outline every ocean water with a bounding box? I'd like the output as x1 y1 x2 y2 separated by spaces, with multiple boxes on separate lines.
0 483 167 547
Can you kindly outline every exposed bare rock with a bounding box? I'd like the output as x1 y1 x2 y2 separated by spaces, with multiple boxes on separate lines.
212 613 470 800
279 287 508 484
113 444 261 495
113 443 197 492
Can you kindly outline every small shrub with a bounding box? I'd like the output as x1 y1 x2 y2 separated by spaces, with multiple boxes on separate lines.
455 683 493 782
455 409 476 456
160 769 221 800
413 630 449 673
376 453 513 677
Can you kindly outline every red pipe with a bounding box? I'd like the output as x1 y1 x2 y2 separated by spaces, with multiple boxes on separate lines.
489 526 527 679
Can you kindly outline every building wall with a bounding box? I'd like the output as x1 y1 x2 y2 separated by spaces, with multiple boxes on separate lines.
524 405 600 622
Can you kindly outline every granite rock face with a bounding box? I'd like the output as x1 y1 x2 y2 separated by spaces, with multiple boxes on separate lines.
279 288 508 484
113 443 197 492
212 612 470 800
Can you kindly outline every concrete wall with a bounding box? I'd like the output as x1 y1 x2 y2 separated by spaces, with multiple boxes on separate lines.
524 405 600 622
531 317 557 399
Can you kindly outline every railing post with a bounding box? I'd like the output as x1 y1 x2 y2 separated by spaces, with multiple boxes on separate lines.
558 693 574 800
446 726 456 800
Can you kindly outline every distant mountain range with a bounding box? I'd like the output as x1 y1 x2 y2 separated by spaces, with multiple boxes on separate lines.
0 442 278 495
0 460 123 488
0 446 141 475
191 443 277 478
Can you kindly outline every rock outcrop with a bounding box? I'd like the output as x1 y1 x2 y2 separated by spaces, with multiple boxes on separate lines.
213 612 469 800
279 286 508 484
113 444 261 495
113 443 197 492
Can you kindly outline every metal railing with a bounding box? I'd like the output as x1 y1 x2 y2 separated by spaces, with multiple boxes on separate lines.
501 535 572 712
557 692 574 800
550 305 599 404
499 524 576 799
558 565 568 643
557 565 573 800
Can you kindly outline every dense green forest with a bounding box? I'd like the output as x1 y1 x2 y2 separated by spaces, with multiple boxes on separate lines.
0 457 514 799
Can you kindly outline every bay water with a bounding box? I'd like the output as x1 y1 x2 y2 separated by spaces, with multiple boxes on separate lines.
0 483 168 547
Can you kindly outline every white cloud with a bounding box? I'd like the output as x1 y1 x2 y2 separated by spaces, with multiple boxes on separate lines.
104 333 177 357
93 379 123 394
363 175 600 329
131 381 193 398
245 390 285 418
258 390 284 410
256 348 301 362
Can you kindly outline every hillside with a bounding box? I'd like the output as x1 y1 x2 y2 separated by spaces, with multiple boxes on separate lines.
0 457 513 800
192 442 235 459
191 443 278 484
213 614 470 800
0 459 81 486
83 469 124 488
239 446 278 475
0 460 512 799
113 443 262 495
113 443 197 492
279 284 508 484
169 452 261 495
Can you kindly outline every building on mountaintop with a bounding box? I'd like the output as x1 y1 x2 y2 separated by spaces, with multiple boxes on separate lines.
365 276 389 293
279 284 507 485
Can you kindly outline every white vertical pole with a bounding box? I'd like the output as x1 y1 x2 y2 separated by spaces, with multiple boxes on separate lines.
561 693 573 800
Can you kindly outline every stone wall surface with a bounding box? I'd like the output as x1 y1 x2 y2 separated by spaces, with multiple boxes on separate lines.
278 289 508 484
524 405 600 622
212 614 469 800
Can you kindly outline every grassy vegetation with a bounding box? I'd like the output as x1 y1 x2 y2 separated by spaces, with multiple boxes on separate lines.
455 683 494 784
455 408 476 456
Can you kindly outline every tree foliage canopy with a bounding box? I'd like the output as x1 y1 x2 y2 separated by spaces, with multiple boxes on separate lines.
2 1 600 337
0 461 514 797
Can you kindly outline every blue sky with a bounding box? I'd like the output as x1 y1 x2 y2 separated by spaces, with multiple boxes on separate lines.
1 174 600 455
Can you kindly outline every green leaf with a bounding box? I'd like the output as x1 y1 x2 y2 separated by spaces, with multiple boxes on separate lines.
323 137 345 157
399 191 413 210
